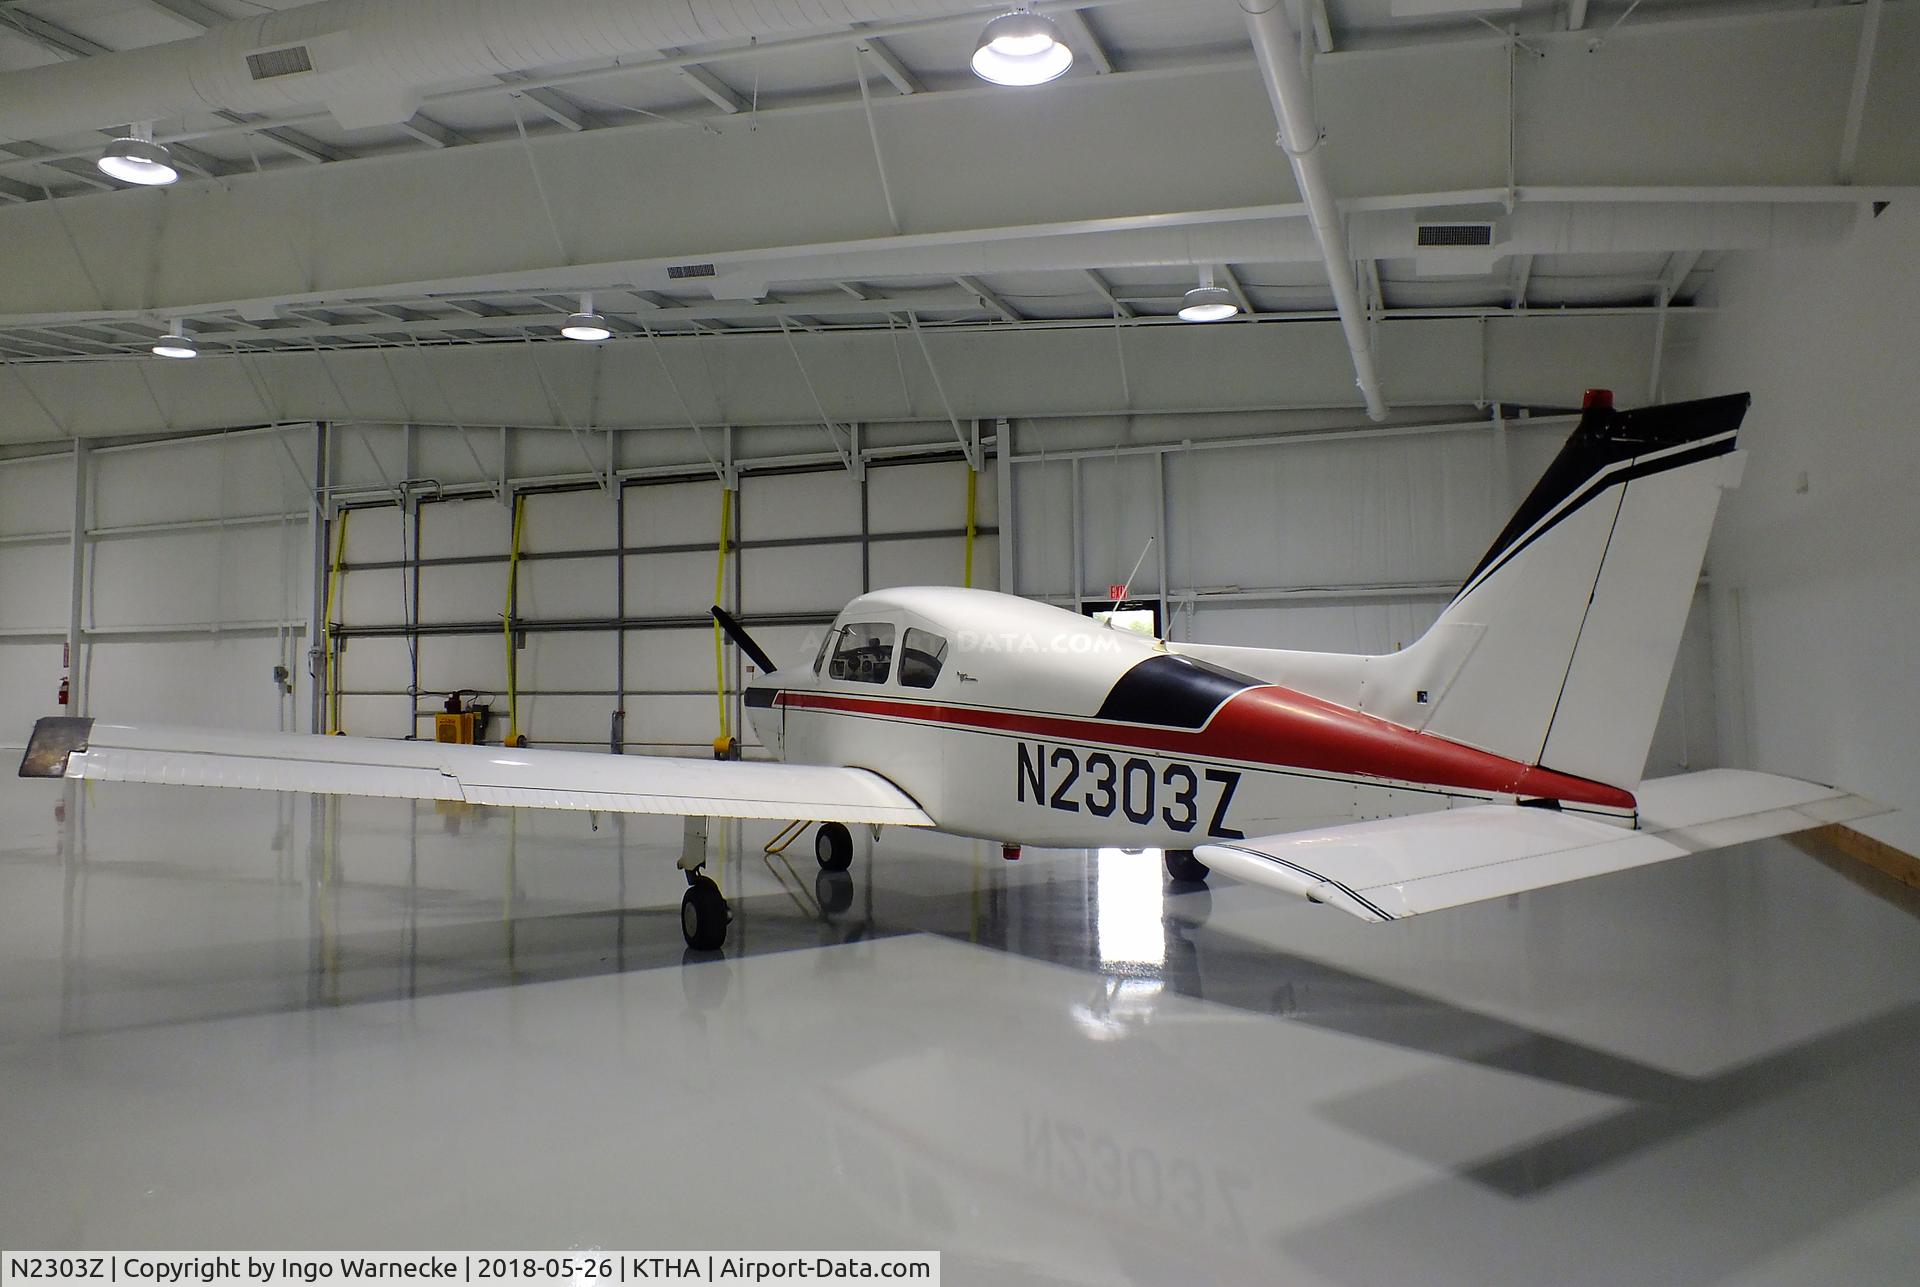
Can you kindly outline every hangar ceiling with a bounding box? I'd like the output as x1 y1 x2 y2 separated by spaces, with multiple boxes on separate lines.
0 0 1912 443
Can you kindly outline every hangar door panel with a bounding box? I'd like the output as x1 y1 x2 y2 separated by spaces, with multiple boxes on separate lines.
0 454 74 746
82 430 313 735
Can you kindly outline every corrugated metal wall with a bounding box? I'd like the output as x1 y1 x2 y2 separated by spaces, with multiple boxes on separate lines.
0 409 1711 777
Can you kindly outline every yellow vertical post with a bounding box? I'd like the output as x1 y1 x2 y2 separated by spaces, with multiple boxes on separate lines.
963 464 978 588
504 494 526 744
323 509 350 733
713 487 733 745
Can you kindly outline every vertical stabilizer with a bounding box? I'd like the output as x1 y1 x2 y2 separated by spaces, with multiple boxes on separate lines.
1388 392 1749 790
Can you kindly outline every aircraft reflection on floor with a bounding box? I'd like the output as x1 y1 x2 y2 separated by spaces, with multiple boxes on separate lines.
8 780 1920 1283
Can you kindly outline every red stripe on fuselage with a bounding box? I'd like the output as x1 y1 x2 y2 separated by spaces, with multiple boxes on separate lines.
777 685 1636 810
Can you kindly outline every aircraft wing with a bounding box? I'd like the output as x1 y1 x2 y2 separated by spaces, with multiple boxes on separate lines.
1194 769 1887 923
18 717 933 827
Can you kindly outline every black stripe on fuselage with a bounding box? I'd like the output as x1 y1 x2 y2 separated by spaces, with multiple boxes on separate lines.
1093 654 1261 729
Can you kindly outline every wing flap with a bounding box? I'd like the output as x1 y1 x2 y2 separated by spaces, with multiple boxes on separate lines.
21 718 932 827
1195 769 1886 922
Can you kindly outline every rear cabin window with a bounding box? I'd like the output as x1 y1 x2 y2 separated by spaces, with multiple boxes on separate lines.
898 628 948 689
828 622 895 684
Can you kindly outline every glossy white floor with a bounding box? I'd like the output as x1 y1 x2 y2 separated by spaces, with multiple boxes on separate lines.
3 777 1919 1285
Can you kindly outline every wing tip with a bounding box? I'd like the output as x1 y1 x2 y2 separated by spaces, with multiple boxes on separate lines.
19 716 93 778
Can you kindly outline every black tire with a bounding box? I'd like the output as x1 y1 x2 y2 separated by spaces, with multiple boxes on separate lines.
1165 848 1210 884
680 876 730 951
815 821 854 872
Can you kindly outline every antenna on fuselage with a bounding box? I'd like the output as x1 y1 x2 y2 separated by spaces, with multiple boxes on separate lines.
1109 536 1155 625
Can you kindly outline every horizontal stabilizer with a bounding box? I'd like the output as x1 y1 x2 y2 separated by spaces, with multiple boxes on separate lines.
18 718 933 827
1195 769 1886 923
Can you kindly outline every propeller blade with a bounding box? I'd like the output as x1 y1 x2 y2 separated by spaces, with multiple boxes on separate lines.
710 606 778 675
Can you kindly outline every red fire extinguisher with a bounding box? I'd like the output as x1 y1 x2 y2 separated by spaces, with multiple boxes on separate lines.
57 675 69 707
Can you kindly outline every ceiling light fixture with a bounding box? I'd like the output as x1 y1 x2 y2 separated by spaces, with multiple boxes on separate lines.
1178 268 1238 323
971 9 1074 86
152 320 196 358
98 123 180 186
561 292 612 342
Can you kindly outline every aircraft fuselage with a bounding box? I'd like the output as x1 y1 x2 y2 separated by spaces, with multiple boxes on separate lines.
745 586 1632 850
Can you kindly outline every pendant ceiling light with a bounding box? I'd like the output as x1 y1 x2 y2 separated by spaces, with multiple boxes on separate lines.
151 320 196 358
98 123 179 186
972 10 1074 86
562 292 612 342
1178 268 1239 323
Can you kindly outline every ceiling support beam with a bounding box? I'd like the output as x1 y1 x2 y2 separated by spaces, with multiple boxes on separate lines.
1656 249 1702 304
1510 253 1534 309
397 113 469 149
0 9 106 59
40 160 115 191
1644 249 1701 402
0 312 1658 445
1217 263 1256 316
955 275 1022 323
140 0 228 30
212 109 351 164
499 78 601 132
674 61 749 114
1568 0 1590 31
1056 9 1113 74
2 142 113 190
1244 0 1387 421
256 127 348 165
10 149 111 190
1084 270 1134 319
856 35 923 94
0 301 1689 359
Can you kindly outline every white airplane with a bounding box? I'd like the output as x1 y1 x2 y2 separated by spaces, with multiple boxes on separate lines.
20 390 1884 950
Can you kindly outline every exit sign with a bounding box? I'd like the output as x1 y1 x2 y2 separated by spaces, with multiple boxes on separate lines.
1107 585 1128 600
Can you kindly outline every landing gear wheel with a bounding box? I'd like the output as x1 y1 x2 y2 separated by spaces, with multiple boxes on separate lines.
815 821 854 872
680 874 730 951
1165 848 1210 884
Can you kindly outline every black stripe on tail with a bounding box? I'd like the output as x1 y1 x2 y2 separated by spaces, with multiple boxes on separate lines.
1457 393 1750 602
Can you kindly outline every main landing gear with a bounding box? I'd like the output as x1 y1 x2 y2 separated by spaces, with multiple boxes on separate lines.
681 873 730 951
814 820 854 872
678 816 730 951
1164 848 1211 884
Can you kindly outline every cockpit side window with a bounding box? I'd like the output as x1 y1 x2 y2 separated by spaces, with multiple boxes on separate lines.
898 628 948 689
813 627 838 676
827 622 896 684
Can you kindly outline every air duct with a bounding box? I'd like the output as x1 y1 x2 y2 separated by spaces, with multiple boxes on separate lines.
0 0 994 144
1240 0 1388 421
